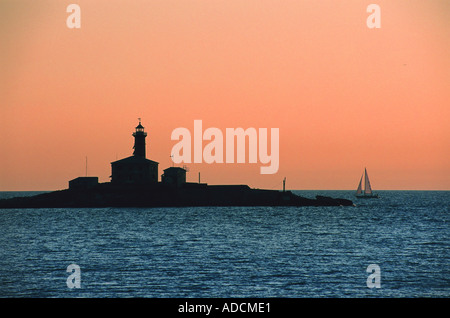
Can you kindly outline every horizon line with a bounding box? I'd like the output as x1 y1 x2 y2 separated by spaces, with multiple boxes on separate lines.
1 188 449 192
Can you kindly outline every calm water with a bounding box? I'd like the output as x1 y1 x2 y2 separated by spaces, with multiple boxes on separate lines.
0 190 448 298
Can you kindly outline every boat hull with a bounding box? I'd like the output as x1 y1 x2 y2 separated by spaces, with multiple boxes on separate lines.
355 194 379 199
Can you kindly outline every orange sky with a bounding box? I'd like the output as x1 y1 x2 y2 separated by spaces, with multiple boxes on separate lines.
0 0 449 191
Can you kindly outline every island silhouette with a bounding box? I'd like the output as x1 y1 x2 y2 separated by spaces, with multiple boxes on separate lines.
0 121 353 208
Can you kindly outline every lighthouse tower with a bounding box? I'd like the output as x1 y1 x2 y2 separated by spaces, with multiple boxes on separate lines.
133 119 147 158
110 119 159 184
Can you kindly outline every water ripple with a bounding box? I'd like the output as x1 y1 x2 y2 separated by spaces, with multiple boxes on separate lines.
0 191 448 297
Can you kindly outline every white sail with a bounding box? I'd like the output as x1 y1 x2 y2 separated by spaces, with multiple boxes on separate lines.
364 168 372 194
356 175 363 194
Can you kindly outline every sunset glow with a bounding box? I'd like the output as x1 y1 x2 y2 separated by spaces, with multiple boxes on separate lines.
1 0 449 191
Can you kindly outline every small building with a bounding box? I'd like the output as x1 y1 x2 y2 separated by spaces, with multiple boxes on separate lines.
69 177 98 190
110 120 159 184
111 156 159 184
161 167 186 187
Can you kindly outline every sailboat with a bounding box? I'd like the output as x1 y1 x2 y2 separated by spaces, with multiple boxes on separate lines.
356 168 379 198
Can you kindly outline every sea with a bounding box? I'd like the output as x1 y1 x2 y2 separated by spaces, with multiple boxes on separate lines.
0 190 448 298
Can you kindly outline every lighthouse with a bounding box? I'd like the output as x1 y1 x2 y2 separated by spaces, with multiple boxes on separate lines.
133 119 147 158
111 120 159 184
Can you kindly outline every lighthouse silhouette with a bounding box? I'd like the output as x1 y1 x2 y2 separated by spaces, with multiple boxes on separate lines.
110 119 159 184
133 119 147 158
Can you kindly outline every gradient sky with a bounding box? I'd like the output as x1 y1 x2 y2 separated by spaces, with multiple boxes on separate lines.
1 0 449 191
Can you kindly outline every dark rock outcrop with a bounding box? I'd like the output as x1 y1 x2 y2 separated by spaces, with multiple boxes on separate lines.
0 183 354 209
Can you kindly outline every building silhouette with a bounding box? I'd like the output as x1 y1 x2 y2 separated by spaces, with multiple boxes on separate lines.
68 176 98 190
161 167 187 187
110 120 159 184
68 120 190 190
18 120 354 208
